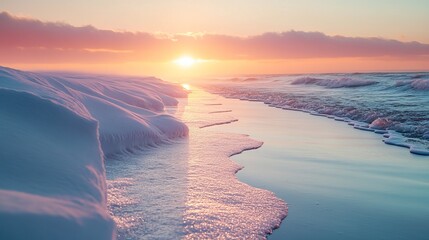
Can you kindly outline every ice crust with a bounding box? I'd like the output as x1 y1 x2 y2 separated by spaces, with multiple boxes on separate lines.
0 66 188 239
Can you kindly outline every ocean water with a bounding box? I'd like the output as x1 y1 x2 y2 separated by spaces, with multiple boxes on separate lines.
206 94 429 240
106 90 287 239
205 72 429 155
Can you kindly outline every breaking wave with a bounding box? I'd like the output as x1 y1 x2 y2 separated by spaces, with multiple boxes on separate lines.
205 72 429 155
291 77 378 88
395 79 429 91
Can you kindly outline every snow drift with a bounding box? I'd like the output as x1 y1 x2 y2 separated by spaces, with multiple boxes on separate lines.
0 66 188 239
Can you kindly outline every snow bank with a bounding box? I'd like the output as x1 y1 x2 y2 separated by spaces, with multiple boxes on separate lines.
0 66 188 239
0 67 188 155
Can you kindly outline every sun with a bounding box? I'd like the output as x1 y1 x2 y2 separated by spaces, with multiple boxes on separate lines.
174 56 196 68
181 83 191 91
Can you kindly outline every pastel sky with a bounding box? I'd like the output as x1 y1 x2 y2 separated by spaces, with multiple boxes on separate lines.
1 0 429 78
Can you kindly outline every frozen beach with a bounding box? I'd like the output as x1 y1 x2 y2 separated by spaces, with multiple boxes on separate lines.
0 66 286 239
107 85 429 239
2 66 429 239
2 1 429 239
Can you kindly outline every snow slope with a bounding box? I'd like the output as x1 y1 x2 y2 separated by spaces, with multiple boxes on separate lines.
0 66 188 239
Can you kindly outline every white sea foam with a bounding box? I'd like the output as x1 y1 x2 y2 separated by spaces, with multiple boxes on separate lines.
180 91 287 239
105 89 288 239
396 79 429 91
369 118 391 130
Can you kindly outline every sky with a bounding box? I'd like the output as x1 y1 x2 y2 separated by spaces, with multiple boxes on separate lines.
1 0 429 79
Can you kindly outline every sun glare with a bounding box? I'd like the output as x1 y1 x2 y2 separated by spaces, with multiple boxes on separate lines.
174 56 196 68
182 83 191 91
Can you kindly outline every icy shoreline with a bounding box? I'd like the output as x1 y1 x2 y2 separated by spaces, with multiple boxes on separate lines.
0 66 287 239
0 66 188 239
106 89 287 239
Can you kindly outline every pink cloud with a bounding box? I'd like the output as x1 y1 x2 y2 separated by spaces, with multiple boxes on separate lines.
0 12 160 49
178 32 429 59
1 11 429 64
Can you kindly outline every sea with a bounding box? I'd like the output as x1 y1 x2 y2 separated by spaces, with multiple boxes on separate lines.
105 72 429 239
205 72 429 155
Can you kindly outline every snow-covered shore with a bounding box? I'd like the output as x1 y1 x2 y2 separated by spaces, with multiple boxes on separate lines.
0 66 188 239
106 88 287 239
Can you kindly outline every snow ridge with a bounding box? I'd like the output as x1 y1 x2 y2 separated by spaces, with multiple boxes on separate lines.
0 66 188 239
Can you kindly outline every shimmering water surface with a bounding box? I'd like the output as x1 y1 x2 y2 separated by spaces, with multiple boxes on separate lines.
208 94 429 240
106 83 429 239
106 90 286 239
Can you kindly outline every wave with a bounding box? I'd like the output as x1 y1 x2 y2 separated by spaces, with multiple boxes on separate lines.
411 74 429 79
0 66 189 239
230 77 261 82
206 80 429 155
291 77 378 88
395 79 429 91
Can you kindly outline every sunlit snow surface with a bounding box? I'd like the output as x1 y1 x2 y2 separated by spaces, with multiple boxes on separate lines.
106 90 287 239
0 66 285 239
204 73 429 155
0 66 188 239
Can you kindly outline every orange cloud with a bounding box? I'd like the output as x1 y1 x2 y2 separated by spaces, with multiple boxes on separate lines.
187 32 429 59
1 11 429 69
